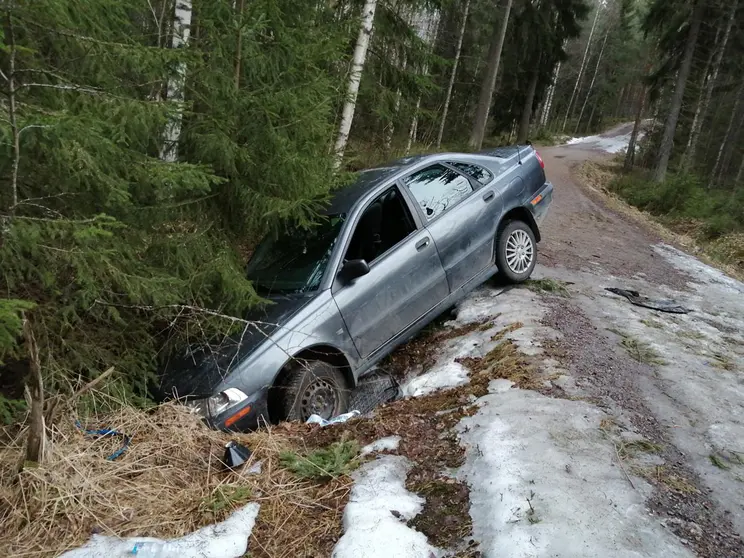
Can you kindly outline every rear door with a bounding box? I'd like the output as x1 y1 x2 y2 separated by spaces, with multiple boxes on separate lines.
331 185 449 359
403 163 503 292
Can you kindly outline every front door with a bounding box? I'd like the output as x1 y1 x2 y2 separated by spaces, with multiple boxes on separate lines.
332 186 449 359
403 163 503 292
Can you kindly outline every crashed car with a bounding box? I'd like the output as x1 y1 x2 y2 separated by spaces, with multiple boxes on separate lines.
159 146 553 430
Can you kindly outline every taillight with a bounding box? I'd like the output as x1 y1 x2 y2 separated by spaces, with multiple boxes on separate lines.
535 150 545 169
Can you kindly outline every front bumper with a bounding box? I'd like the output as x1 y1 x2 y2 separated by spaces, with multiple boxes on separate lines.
200 388 270 432
531 181 553 225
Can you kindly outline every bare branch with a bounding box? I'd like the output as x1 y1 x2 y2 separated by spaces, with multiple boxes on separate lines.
19 124 52 136
20 83 103 95
7 9 20 210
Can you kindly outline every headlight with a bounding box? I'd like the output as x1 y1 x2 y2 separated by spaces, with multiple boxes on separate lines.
184 388 248 418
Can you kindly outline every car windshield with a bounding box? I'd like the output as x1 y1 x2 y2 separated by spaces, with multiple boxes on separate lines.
246 215 346 294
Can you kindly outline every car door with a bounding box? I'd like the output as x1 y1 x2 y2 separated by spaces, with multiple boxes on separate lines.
403 163 503 292
331 185 449 359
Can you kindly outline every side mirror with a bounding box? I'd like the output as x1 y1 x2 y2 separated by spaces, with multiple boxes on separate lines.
340 259 370 281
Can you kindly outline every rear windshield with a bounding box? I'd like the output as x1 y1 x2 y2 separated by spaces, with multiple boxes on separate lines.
448 162 493 185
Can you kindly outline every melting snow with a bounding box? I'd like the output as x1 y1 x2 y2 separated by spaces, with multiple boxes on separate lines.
566 131 644 154
332 456 440 558
60 503 260 558
458 386 693 558
361 436 402 456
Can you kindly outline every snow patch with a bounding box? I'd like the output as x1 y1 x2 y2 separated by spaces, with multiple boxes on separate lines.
458 388 693 558
332 456 440 558
361 436 402 456
401 361 469 396
565 131 644 154
60 503 260 558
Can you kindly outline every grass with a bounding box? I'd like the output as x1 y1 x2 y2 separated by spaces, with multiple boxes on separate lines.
633 465 700 494
617 439 663 459
709 453 731 470
0 401 355 558
524 278 571 297
610 330 667 365
280 440 360 480
710 352 736 371
576 161 744 280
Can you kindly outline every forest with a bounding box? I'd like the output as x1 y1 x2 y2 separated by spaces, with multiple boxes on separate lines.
0 0 743 433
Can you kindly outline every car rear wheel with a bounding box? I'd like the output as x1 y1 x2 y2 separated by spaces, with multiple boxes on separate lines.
281 360 350 422
496 220 536 283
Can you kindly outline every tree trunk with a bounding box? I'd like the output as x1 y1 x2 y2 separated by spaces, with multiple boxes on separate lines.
160 0 193 162
682 0 736 172
405 8 440 154
233 0 245 90
384 52 406 151
625 89 647 172
736 152 744 186
575 24 609 134
540 61 561 128
468 0 514 150
712 80 744 187
333 0 378 168
437 0 470 148
23 318 46 464
562 3 600 132
652 0 704 183
517 63 540 143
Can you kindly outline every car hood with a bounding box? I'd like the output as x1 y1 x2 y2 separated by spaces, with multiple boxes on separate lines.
157 295 314 399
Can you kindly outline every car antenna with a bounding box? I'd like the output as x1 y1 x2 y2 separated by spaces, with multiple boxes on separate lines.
517 144 522 165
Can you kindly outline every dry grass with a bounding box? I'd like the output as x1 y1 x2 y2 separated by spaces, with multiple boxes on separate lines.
632 465 700 494
575 161 744 282
0 402 352 558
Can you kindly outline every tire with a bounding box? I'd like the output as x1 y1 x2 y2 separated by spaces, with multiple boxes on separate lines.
281 360 350 422
496 220 537 283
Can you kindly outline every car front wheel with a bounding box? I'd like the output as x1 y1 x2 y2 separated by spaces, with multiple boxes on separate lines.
496 220 537 283
281 360 350 422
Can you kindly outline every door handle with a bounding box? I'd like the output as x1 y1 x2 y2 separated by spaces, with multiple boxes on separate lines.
483 191 495 202
415 237 430 251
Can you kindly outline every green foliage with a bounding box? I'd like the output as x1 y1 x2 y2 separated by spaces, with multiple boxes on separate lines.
0 395 27 425
280 440 360 480
609 171 744 238
0 299 35 361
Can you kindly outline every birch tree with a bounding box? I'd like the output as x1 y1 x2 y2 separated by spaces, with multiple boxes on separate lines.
160 0 193 162
562 1 600 132
333 0 378 167
468 0 514 150
574 23 609 133
437 0 470 148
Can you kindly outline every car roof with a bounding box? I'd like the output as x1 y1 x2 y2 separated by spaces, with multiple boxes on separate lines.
324 152 483 215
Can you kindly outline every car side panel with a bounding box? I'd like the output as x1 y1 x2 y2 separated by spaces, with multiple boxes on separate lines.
215 291 361 397
421 178 504 292
332 229 449 359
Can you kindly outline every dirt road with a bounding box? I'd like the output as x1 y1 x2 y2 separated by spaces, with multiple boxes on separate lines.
376 123 744 558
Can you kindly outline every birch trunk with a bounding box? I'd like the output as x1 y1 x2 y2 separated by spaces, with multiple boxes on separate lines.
575 24 609 134
561 3 600 132
384 52 406 151
405 8 440 154
437 0 470 148
160 0 193 162
468 0 514 150
333 0 378 168
652 0 704 183
540 61 561 128
682 0 736 171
